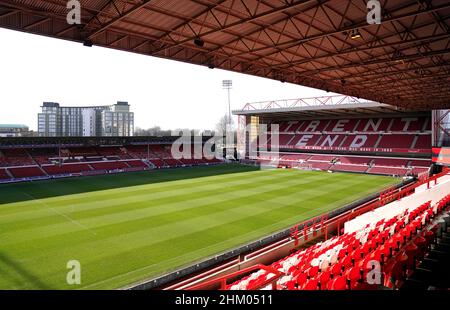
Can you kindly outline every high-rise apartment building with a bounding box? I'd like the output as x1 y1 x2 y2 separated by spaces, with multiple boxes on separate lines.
38 102 134 137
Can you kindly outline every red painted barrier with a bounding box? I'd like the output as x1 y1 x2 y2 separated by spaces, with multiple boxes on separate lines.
186 264 284 290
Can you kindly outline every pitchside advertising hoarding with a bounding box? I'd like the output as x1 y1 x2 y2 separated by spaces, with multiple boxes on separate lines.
432 147 450 165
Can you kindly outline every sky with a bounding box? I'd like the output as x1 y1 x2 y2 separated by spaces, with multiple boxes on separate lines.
0 28 334 132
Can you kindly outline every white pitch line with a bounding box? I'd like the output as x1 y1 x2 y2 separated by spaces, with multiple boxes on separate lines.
20 190 97 236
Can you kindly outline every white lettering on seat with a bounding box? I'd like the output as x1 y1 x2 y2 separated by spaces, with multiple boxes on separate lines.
333 119 349 132
363 119 382 132
296 135 313 147
321 135 340 147
400 118 418 132
285 121 298 132
350 135 368 148
305 120 320 132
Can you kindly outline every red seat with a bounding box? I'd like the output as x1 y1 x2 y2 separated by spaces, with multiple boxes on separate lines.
402 225 413 240
423 230 435 246
342 255 353 269
392 233 404 250
317 271 331 290
330 262 343 277
383 253 407 289
346 266 363 289
329 275 347 290
301 279 318 290
296 273 308 286
286 280 297 290
351 248 363 262
413 236 427 252
367 249 383 266
404 243 419 269
308 266 319 278
338 248 347 260
287 265 297 275
378 244 390 262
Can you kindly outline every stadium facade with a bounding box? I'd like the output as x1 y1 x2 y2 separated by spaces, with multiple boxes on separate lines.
38 101 134 137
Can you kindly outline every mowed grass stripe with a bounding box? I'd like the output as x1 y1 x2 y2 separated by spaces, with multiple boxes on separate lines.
2 171 344 247
43 172 394 289
0 165 398 289
0 165 257 208
2 170 379 245
0 168 307 226
2 174 371 288
0 169 324 233
0 166 262 214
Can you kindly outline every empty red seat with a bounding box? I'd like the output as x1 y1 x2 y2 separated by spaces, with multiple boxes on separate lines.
286 280 297 290
346 266 362 282
369 249 383 264
317 271 331 290
404 243 419 269
301 279 318 290
413 236 427 253
308 266 319 278
328 276 347 290
342 255 353 269
330 262 343 277
296 273 308 286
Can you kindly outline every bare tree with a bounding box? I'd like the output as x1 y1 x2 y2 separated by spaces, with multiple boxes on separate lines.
215 114 235 135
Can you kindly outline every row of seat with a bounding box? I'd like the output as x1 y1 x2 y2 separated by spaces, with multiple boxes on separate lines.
227 194 450 290
256 153 431 177
270 117 431 134
0 156 224 181
266 133 430 150
0 145 188 167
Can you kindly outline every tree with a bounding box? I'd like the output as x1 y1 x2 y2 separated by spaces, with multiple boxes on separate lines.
215 114 237 149
215 114 235 135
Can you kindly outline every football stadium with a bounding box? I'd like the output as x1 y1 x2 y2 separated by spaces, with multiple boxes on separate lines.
0 0 450 299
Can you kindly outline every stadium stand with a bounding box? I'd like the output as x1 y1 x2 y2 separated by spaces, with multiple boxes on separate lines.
331 164 369 173
124 159 148 168
252 109 434 178
0 168 11 180
265 117 431 153
414 135 432 149
28 148 59 164
42 163 93 175
226 191 450 290
0 148 35 167
367 166 409 176
89 161 129 171
0 140 223 182
253 151 430 177
377 135 415 149
8 166 45 178
96 146 132 159
280 154 311 162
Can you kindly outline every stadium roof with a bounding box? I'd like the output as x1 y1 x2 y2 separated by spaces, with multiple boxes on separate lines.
0 0 449 109
232 95 430 120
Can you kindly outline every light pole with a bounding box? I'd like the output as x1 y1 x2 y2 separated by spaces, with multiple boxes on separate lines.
222 80 232 126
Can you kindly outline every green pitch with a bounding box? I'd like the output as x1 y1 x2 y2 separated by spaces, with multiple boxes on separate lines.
0 164 399 289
